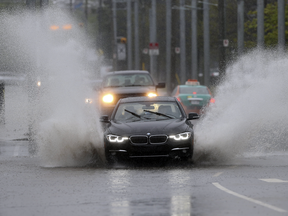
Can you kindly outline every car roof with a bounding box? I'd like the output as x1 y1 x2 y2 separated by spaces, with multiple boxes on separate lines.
104 70 150 76
120 96 177 103
179 84 207 88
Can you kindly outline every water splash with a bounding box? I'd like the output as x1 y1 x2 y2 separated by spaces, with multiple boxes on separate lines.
0 8 105 167
194 49 288 163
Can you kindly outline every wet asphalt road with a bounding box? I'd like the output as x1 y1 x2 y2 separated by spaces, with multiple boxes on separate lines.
1 140 288 216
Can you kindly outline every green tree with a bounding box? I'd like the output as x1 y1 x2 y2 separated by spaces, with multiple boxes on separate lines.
245 2 288 48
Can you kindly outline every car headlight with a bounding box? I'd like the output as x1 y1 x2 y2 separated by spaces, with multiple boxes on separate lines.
102 94 114 103
147 92 157 97
106 135 128 143
169 132 191 141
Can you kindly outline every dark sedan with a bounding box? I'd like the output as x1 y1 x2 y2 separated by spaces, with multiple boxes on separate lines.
100 96 199 164
99 70 165 116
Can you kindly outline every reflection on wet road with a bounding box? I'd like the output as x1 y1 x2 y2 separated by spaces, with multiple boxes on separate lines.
1 141 288 216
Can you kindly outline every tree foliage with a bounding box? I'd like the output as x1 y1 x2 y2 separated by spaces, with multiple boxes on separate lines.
245 2 288 48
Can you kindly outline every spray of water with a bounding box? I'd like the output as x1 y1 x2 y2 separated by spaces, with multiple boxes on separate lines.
194 49 288 163
2 9 288 167
0 9 104 167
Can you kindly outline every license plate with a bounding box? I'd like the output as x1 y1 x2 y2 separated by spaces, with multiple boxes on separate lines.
191 101 200 105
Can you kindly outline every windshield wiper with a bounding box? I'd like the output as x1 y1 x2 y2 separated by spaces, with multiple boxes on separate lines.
124 109 141 118
143 110 173 119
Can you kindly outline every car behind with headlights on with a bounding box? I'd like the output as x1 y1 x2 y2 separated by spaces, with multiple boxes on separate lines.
100 96 199 164
99 70 165 116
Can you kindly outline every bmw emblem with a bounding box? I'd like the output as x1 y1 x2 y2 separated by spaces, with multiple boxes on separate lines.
147 133 151 136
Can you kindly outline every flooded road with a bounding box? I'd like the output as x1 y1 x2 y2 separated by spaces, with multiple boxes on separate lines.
1 141 288 216
1 9 288 216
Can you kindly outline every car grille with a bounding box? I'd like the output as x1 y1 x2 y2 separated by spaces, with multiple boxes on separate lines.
149 135 168 144
130 135 168 145
130 136 148 145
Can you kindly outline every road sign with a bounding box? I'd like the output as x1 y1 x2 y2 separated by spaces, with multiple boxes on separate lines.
117 43 126 60
149 49 159 55
175 47 180 54
143 48 148 54
149 42 159 55
149 42 158 49
223 39 229 47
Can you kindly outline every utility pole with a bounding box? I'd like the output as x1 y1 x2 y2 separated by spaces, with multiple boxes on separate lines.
191 0 198 80
257 0 264 48
149 0 157 80
278 0 285 51
238 0 244 55
180 0 186 84
127 0 132 70
203 0 210 86
218 0 226 79
166 0 172 93
134 0 140 70
113 0 118 70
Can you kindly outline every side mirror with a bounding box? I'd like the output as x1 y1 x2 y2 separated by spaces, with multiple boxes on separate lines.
100 115 110 123
156 82 165 88
187 112 199 120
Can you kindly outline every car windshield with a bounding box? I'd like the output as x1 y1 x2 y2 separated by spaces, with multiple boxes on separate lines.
103 73 154 87
114 101 183 122
180 86 209 94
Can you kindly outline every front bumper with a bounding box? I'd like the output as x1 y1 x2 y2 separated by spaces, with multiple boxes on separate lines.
104 138 193 160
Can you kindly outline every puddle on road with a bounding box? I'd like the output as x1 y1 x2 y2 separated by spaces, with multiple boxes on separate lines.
1 10 288 167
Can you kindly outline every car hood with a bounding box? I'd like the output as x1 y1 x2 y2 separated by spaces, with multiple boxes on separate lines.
102 86 156 94
107 119 188 136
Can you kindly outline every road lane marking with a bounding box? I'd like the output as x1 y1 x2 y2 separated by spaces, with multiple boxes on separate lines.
212 182 287 213
213 172 223 177
259 178 288 183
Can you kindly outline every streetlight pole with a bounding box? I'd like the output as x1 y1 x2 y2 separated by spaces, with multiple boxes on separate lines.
203 0 210 86
238 0 244 54
127 0 132 70
180 0 186 84
134 0 140 70
166 0 172 94
218 0 226 79
149 0 157 80
113 0 118 71
191 0 198 80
